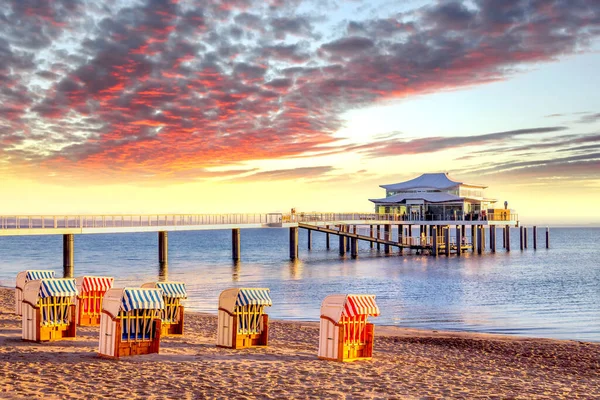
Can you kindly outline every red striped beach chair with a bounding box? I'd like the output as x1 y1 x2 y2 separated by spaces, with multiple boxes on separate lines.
318 294 380 362
75 276 114 326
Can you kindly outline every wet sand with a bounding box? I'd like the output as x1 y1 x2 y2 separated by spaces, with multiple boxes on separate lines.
0 287 599 399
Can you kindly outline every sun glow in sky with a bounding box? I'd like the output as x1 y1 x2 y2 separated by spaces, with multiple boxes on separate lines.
1 0 599 224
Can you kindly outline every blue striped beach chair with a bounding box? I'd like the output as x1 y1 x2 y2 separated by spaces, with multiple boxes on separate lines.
21 278 78 342
217 288 272 349
142 282 187 336
15 270 56 315
98 288 164 358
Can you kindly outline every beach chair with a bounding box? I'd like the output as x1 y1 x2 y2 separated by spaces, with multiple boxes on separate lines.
15 270 56 315
98 288 164 358
217 288 272 349
318 294 380 362
141 281 187 336
21 278 77 342
75 276 114 326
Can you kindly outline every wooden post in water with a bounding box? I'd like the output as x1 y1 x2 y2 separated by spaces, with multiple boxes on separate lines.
471 225 476 252
520 226 524 250
398 225 404 255
307 229 312 250
377 225 381 251
63 234 74 278
346 226 351 251
502 225 506 248
524 226 528 249
232 228 241 261
546 227 550 249
289 227 298 260
489 226 494 249
445 226 450 257
158 231 168 267
481 225 486 252
326 226 330 250
456 225 461 256
351 237 358 259
384 225 391 254
477 225 483 255
370 225 374 249
506 226 511 252
339 232 346 256
533 226 537 249
432 226 438 257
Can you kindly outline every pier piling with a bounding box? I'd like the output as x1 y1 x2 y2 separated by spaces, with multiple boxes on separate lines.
432 226 438 257
524 226 528 249
289 227 298 260
456 225 461 257
326 229 330 250
471 226 476 253
377 225 381 251
232 228 241 261
351 237 358 259
506 226 511 252
370 225 374 249
533 226 537 249
384 225 391 254
477 226 483 254
63 234 74 278
445 226 450 257
307 229 312 250
158 231 168 266
546 227 550 249
339 233 346 256
520 226 524 251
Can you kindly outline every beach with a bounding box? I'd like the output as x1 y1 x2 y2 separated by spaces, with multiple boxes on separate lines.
1 288 599 399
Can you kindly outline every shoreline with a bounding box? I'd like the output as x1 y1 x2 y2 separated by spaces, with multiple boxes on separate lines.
1 287 599 398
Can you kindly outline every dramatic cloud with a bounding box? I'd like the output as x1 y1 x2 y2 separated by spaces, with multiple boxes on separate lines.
0 0 599 182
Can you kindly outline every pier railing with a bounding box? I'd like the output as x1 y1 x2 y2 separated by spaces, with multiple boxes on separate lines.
0 214 284 230
291 212 518 223
0 211 519 231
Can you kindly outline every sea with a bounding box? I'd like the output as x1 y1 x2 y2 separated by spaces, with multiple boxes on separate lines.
1 227 598 342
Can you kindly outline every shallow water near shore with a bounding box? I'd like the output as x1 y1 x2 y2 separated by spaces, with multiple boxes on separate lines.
0 227 598 342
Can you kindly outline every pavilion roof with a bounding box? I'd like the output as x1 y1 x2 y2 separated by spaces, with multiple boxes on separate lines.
369 192 464 204
380 173 486 191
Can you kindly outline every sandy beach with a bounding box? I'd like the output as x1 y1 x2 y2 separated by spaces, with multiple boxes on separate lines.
0 288 598 399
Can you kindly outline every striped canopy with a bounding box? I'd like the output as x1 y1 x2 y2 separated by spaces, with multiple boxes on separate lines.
121 288 165 312
236 288 272 307
342 294 380 318
26 270 55 281
156 282 187 299
39 279 77 299
81 276 114 293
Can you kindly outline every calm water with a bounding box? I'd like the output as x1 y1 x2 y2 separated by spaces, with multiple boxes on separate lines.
1 227 599 342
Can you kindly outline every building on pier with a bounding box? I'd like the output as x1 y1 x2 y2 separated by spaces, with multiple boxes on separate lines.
369 173 500 221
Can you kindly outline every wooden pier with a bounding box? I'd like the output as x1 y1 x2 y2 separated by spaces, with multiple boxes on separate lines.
0 212 548 277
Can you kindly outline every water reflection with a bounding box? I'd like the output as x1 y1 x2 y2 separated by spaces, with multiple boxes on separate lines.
288 259 304 279
232 260 240 282
158 262 168 282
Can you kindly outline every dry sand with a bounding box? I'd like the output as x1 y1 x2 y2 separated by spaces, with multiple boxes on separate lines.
0 287 599 399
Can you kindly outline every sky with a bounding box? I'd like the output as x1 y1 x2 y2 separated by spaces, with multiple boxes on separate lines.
0 0 599 225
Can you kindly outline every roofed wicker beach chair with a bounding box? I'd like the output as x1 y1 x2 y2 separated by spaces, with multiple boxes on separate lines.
22 278 77 342
141 281 187 336
98 288 164 358
318 294 380 362
75 276 114 326
15 270 55 315
217 288 272 349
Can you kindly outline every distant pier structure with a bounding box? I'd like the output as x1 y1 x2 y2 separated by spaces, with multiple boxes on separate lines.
0 174 547 276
